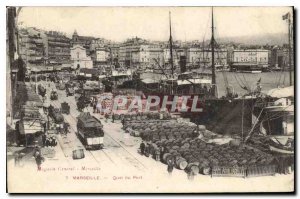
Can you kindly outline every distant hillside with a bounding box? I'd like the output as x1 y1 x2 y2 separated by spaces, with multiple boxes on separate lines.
217 33 289 46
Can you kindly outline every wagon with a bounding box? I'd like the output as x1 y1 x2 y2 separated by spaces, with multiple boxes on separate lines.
50 91 58 100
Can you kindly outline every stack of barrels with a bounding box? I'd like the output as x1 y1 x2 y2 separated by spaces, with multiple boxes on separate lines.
114 111 171 121
150 137 275 175
124 119 275 176
124 120 198 142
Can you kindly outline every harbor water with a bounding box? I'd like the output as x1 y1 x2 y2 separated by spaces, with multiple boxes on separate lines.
141 71 294 97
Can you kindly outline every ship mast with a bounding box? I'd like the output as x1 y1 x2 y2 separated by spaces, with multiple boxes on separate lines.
211 7 216 97
169 11 174 78
288 13 293 86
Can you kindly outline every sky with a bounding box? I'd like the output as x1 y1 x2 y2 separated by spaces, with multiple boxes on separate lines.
17 6 292 42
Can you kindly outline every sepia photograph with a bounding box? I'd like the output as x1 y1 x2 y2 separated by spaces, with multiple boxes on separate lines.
6 6 295 193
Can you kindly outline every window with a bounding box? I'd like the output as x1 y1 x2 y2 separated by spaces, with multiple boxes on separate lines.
77 52 80 59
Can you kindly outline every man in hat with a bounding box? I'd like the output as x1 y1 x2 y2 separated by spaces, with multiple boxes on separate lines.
140 141 145 155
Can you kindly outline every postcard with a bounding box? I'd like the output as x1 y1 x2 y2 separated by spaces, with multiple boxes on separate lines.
6 6 294 193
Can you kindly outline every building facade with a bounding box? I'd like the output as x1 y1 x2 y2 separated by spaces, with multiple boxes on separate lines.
95 47 110 63
185 47 228 68
186 47 202 66
119 42 163 69
45 31 71 65
70 45 93 69
19 27 45 68
232 49 269 66
71 30 95 56
270 47 290 69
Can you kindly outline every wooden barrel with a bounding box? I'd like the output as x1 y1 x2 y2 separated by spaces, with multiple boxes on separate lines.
72 149 85 160
200 166 211 175
198 160 211 175
175 157 188 170
162 153 174 164
186 163 200 174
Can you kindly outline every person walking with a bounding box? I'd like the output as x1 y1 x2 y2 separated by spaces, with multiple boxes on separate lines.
93 102 96 113
49 137 54 147
34 151 44 171
105 113 109 123
144 144 150 157
160 146 165 161
14 152 20 167
112 113 115 123
155 149 160 161
46 137 50 147
187 170 196 181
167 159 174 176
60 123 64 134
56 123 61 134
51 138 56 147
42 134 46 147
121 118 125 126
140 141 145 155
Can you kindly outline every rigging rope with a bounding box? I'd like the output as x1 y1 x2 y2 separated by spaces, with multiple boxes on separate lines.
233 74 247 90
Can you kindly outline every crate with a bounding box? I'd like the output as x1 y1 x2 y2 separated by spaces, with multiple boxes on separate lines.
211 166 246 178
246 165 277 177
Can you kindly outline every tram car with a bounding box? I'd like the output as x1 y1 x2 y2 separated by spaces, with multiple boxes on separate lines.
76 112 104 150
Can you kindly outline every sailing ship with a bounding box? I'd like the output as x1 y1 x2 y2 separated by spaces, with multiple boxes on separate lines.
139 11 217 98
246 12 294 155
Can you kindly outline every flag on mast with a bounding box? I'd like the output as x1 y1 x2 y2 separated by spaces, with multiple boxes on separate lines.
282 12 290 20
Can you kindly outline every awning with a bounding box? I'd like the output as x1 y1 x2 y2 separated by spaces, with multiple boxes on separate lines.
141 78 159 84
177 79 212 85
47 66 54 71
266 86 294 98
19 120 43 135
55 66 62 71
112 70 132 77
